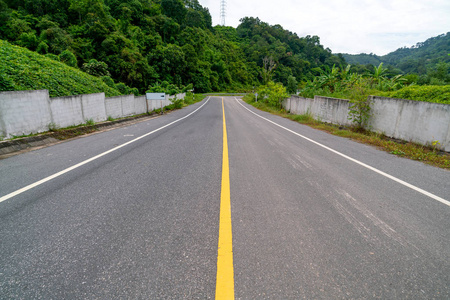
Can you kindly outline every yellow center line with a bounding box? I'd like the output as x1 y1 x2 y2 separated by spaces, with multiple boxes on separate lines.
215 98 235 299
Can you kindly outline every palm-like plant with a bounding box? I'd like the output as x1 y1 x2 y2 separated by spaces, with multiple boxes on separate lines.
372 63 388 89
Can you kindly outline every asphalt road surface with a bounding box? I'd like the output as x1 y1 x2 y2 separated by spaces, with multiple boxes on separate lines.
1 96 449 299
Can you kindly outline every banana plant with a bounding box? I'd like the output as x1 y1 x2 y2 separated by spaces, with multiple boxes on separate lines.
372 63 388 89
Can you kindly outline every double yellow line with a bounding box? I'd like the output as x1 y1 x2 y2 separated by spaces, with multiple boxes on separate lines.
215 98 235 299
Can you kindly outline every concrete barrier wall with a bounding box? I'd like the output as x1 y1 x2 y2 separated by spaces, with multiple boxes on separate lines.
168 93 186 101
284 95 450 152
144 93 185 111
105 95 124 119
0 90 52 138
285 95 353 126
134 96 147 115
0 90 186 139
122 94 135 117
50 95 84 128
81 93 106 122
369 96 450 152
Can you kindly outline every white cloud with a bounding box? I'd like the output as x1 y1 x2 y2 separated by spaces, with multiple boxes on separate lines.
198 0 450 55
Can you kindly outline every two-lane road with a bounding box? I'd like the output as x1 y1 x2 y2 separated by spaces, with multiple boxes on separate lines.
1 96 449 298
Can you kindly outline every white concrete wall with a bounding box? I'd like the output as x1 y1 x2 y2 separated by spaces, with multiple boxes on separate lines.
105 96 123 119
147 97 173 111
369 96 450 152
134 96 147 114
0 90 186 140
50 95 84 128
283 95 450 152
284 95 352 126
313 96 352 125
122 94 135 117
285 96 314 116
0 90 52 138
168 93 186 101
105 94 148 118
81 93 106 122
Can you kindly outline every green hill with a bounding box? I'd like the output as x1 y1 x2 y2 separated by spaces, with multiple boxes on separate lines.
0 39 122 97
341 32 450 75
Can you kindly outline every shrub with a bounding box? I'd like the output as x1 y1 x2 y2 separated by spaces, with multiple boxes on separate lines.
17 32 39 50
101 76 115 88
45 53 60 61
130 87 139 96
257 81 289 108
36 41 48 54
171 98 183 109
59 50 77 68
115 82 129 94
383 85 450 104
82 59 110 77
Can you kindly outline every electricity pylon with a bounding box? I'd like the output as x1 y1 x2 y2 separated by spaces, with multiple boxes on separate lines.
220 0 226 26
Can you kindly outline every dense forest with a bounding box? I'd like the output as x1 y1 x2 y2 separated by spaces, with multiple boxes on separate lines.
341 33 450 85
0 0 343 94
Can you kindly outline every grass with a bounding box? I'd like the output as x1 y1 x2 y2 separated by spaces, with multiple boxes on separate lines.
183 93 206 105
243 97 450 170
85 118 95 126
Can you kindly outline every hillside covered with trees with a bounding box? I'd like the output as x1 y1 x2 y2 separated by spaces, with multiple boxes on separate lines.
0 0 343 95
341 33 450 85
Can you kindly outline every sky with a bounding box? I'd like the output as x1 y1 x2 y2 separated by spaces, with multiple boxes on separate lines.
198 0 450 56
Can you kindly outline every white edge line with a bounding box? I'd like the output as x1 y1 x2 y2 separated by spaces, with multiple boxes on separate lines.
234 97 450 207
0 97 212 203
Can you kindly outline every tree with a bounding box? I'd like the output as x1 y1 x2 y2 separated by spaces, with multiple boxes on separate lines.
161 0 186 25
287 75 297 94
82 59 110 76
372 63 388 89
261 56 276 84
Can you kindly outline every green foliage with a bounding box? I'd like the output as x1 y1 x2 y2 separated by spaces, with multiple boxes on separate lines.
147 81 192 95
383 85 450 104
347 86 372 129
257 81 289 108
82 59 110 77
287 75 298 94
130 87 139 96
85 118 95 126
341 33 450 83
48 122 58 131
17 31 38 50
45 53 59 61
0 39 121 97
0 0 361 95
36 40 48 54
170 97 183 109
115 82 129 94
59 49 77 67
261 56 276 85
0 72 14 91
298 62 449 127
101 75 115 87
300 64 407 99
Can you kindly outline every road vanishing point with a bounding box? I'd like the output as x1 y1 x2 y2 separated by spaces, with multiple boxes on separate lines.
1 96 449 299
